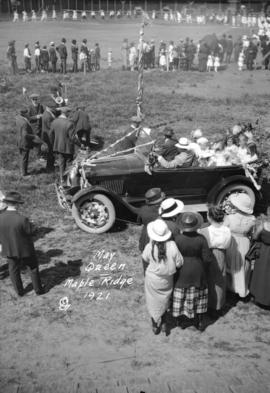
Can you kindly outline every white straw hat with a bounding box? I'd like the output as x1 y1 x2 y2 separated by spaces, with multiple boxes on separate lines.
175 137 190 149
229 193 254 215
159 198 184 218
147 219 172 242
191 129 202 139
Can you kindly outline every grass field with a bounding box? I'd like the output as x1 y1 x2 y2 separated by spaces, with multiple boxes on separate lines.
1 20 270 393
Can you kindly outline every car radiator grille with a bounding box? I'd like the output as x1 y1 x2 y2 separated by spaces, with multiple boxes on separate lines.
99 179 124 195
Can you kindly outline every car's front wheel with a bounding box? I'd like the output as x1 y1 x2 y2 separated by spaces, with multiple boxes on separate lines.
72 193 116 234
215 183 256 208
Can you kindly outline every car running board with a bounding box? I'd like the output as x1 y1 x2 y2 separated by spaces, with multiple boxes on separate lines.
183 203 208 213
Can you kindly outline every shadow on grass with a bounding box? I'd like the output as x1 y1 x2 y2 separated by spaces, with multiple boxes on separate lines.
24 259 82 294
33 226 55 241
35 248 63 265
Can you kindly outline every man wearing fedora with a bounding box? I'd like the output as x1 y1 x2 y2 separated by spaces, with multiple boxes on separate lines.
137 188 166 254
16 109 45 176
42 102 57 171
0 192 44 296
28 93 44 139
156 137 195 168
49 106 75 183
56 38 68 74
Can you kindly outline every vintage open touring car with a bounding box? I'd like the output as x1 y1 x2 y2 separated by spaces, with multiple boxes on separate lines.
56 142 270 234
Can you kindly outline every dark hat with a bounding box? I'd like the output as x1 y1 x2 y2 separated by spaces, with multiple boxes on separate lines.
178 212 203 232
82 38 87 43
3 191 24 204
62 38 66 43
72 39 77 44
145 188 165 205
8 40 15 45
163 126 174 137
19 109 29 117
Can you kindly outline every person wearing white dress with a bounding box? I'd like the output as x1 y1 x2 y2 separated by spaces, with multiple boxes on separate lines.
129 43 137 71
52 9 57 20
142 219 183 334
22 11 28 22
224 194 256 299
41 10 47 22
72 10 78 20
214 56 220 72
31 10 37 22
13 10 19 22
207 54 214 71
238 51 245 71
159 49 167 71
199 206 231 313
152 10 156 20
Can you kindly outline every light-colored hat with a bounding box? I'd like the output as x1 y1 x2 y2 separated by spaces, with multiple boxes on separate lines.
147 219 171 242
29 93 39 99
175 137 190 149
229 193 254 215
197 137 209 145
2 191 24 204
50 41 55 46
232 125 242 135
159 198 184 218
191 129 202 139
59 106 72 113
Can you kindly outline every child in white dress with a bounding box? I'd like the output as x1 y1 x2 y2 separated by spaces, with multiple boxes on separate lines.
214 56 220 72
238 51 245 71
159 49 167 71
207 54 214 72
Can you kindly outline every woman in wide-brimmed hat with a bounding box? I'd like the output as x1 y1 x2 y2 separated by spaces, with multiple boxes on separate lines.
173 212 214 331
159 198 184 238
224 193 256 299
142 219 183 335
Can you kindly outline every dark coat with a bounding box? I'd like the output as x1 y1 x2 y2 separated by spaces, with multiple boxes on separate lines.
49 47 57 62
71 44 78 60
174 232 214 289
50 116 75 155
16 115 36 150
71 109 91 133
28 103 44 135
56 43 67 59
137 204 160 252
42 108 56 144
250 228 270 306
0 210 35 258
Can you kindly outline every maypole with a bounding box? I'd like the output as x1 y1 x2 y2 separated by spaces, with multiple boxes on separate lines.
136 20 147 118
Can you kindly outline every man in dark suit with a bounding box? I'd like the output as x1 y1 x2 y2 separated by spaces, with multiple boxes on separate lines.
70 106 91 151
16 109 44 176
71 39 78 72
50 106 75 183
49 42 58 73
137 188 165 272
56 38 68 74
42 103 57 171
0 192 44 296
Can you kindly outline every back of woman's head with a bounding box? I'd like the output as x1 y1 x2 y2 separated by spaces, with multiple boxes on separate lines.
208 205 225 223
151 241 167 263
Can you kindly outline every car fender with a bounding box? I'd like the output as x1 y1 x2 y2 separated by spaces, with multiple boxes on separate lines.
207 175 261 204
72 186 140 223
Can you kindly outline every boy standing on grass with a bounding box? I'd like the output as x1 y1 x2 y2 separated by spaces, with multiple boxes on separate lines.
107 49 112 68
23 43 31 73
0 192 44 297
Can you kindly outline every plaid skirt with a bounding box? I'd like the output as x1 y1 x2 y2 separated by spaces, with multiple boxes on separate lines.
173 286 208 319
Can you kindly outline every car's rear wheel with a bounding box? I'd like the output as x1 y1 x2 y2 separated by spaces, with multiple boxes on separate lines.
215 183 256 208
72 193 116 234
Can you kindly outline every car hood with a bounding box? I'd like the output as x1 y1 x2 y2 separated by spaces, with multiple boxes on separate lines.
83 152 145 178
